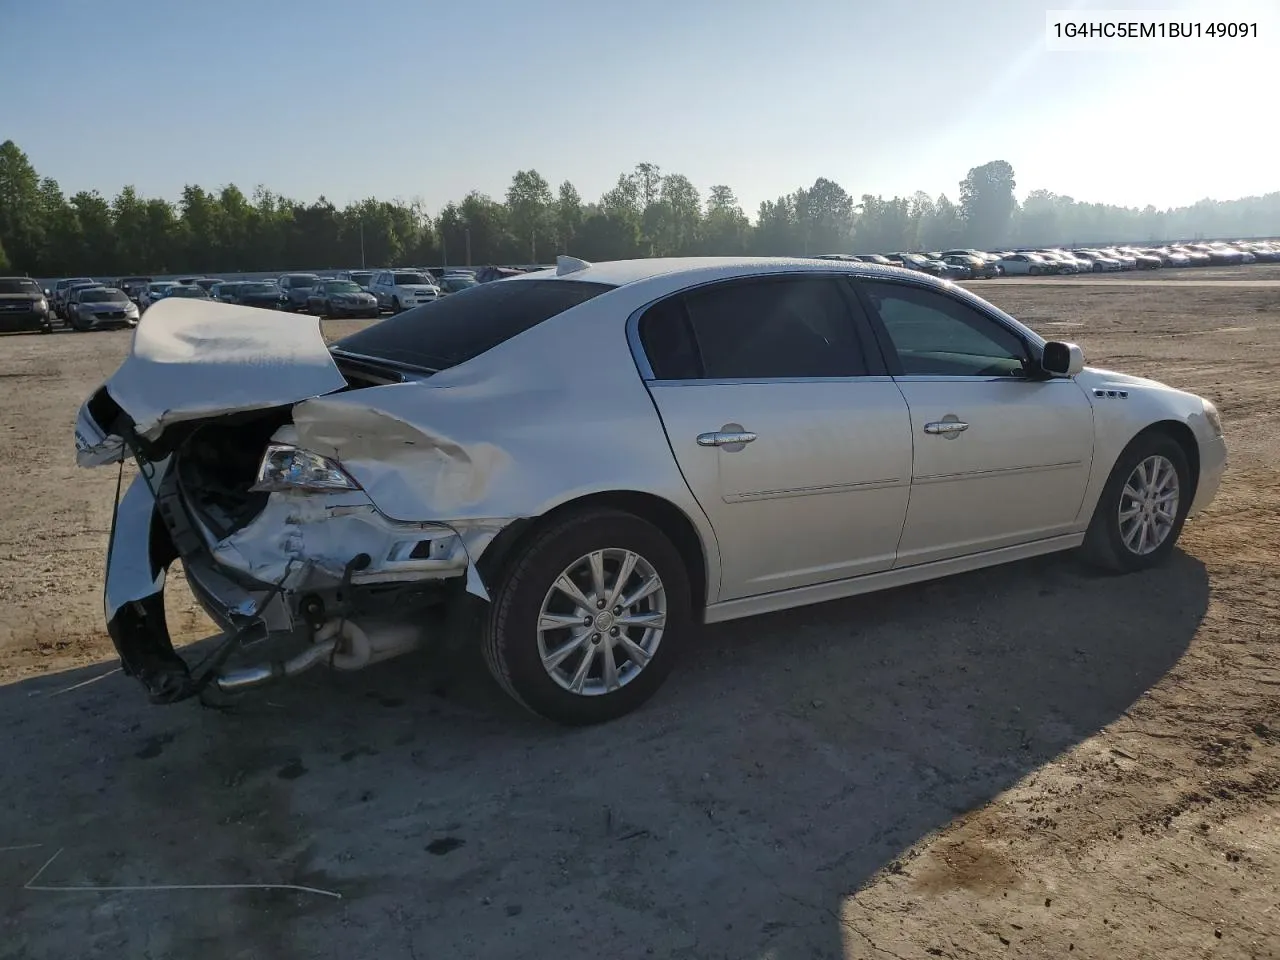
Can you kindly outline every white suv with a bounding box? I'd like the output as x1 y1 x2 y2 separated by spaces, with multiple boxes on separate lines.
368 270 442 313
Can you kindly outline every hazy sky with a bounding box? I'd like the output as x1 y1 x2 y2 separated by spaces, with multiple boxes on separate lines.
3 0 1276 216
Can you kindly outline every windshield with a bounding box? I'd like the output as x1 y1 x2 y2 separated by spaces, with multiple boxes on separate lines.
239 282 278 294
169 286 209 297
323 281 363 293
334 279 613 372
443 276 478 290
286 275 319 287
393 272 431 285
149 283 175 293
0 279 41 295
348 272 373 284
82 289 128 303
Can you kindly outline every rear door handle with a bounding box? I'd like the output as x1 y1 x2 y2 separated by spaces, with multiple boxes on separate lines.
924 420 969 435
697 430 758 447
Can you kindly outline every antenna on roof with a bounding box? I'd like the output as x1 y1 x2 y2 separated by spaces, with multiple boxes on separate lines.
556 255 592 276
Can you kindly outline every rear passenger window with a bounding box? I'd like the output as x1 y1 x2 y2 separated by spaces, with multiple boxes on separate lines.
638 297 700 380
684 276 866 379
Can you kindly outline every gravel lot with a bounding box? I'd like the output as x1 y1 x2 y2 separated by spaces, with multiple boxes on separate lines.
2 269 1278 959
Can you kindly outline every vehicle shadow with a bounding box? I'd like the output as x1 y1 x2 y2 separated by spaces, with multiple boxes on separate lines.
0 550 1208 960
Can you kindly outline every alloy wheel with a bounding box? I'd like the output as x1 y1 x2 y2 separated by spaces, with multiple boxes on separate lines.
536 548 667 696
1118 454 1180 555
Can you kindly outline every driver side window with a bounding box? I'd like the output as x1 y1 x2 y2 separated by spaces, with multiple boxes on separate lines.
858 281 1030 378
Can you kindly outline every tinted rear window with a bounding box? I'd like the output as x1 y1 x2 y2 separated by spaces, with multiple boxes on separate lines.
0 279 40 295
333 279 614 372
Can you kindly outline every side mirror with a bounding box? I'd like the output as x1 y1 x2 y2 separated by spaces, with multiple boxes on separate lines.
1041 341 1085 377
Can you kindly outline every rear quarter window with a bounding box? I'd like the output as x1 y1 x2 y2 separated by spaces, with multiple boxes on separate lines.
333 279 614 372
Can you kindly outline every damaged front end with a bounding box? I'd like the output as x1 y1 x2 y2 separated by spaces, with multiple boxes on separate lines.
77 300 499 704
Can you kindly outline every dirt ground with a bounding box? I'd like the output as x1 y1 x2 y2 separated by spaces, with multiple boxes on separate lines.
1 267 1278 959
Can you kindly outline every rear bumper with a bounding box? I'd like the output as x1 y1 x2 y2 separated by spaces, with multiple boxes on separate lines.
103 458 473 704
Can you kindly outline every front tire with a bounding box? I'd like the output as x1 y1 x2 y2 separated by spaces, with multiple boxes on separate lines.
1081 432 1191 573
482 508 692 725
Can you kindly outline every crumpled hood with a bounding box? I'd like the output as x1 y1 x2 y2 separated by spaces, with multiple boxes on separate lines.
74 298 348 465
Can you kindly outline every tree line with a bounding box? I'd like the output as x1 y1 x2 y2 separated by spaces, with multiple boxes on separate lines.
1 139 1277 278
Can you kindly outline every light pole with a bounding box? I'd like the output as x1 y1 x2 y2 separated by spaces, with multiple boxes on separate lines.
359 219 366 269
465 227 471 267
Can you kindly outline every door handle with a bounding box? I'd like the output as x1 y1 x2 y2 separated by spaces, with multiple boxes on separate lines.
697 430 758 447
924 420 969 435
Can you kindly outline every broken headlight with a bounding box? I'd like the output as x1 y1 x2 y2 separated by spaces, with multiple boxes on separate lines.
252 443 359 493
1203 401 1224 438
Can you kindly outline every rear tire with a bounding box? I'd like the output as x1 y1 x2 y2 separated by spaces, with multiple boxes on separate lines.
482 508 692 725
1081 432 1191 573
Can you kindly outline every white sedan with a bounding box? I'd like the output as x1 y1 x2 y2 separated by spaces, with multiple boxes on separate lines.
76 257 1227 724
995 252 1056 275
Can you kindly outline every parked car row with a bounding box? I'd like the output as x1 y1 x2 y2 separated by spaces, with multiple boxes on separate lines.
820 239 1280 279
24 239 1276 337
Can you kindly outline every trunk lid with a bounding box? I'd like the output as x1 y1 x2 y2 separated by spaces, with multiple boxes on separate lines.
74 298 349 467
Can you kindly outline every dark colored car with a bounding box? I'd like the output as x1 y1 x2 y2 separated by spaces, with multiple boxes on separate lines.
437 273 480 295
68 287 140 331
115 276 153 305
278 273 321 311
160 284 213 301
475 266 525 283
0 277 53 334
226 280 284 308
942 253 999 279
210 281 246 302
305 279 380 318
51 277 95 319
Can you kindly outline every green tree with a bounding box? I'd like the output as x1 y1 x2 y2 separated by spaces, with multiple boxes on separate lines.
556 181 583 255
69 191 116 274
959 160 1017 248
701 185 750 255
506 170 554 262
36 178 82 276
650 173 702 256
0 140 46 274
575 208 641 260
799 177 855 254
459 191 514 264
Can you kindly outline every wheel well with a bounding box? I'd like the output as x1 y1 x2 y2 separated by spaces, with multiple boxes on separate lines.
476 492 710 619
1132 420 1200 505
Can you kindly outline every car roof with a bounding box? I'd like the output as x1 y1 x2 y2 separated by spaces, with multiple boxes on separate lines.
509 256 947 291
